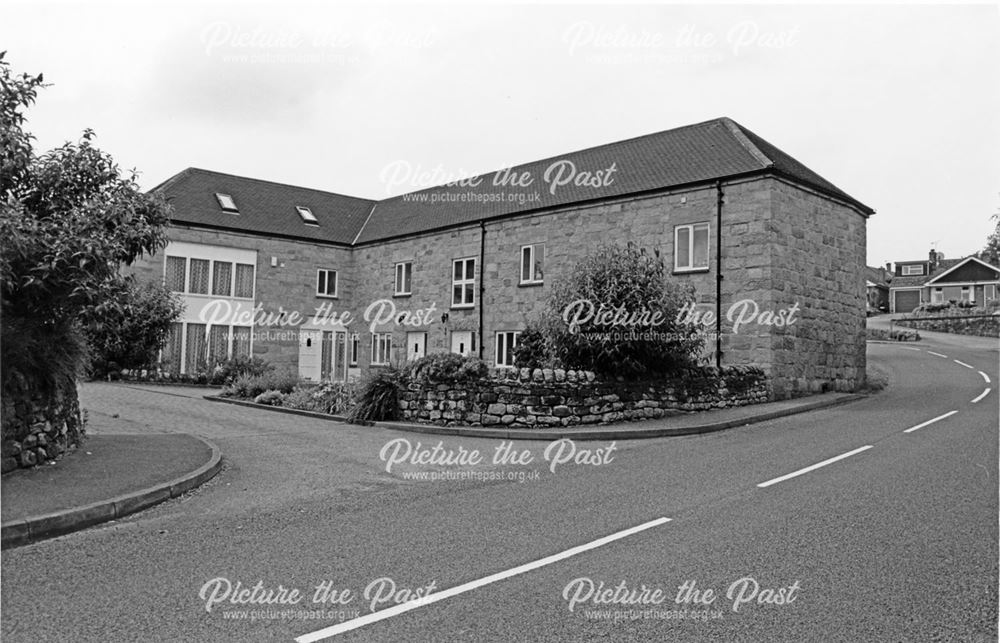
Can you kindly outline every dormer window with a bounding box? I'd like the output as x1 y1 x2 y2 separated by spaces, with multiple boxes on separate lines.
215 193 238 212
901 264 925 276
296 206 318 226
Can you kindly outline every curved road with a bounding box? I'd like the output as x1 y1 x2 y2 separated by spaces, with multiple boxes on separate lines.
1 329 997 642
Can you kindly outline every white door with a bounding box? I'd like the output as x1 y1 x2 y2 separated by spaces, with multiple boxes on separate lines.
298 329 322 381
450 331 475 357
406 332 427 361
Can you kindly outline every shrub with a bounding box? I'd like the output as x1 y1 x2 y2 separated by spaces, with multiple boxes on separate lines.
513 322 556 370
208 355 273 385
253 390 285 406
539 243 705 378
221 371 299 399
408 353 489 383
347 367 407 422
282 381 357 415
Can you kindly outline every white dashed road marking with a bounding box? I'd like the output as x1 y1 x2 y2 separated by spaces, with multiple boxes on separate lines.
757 446 873 488
979 371 991 384
903 410 959 434
927 351 948 358
295 517 672 642
953 360 973 369
972 389 992 404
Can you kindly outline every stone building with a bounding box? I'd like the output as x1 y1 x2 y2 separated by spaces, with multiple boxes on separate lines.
130 117 874 398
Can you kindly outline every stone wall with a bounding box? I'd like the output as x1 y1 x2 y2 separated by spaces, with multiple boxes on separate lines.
399 366 770 428
1 382 86 474
896 313 1000 338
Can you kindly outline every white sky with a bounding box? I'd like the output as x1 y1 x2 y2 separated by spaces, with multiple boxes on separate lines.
4 1 999 266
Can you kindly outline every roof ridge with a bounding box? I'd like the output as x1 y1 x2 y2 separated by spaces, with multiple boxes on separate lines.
185 167 375 204
720 118 773 169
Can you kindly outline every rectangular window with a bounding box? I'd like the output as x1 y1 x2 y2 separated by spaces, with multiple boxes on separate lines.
350 333 359 366
165 256 186 293
901 265 925 276
371 333 392 366
185 323 208 373
215 193 238 212
520 244 545 284
212 261 233 296
674 223 710 271
232 327 252 359
296 206 318 225
189 259 210 294
208 325 230 364
394 262 412 295
317 269 338 297
962 286 972 303
234 263 255 298
452 258 476 307
495 331 520 368
162 322 184 375
932 288 944 303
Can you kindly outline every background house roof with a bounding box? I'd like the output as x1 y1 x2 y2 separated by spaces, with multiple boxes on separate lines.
153 118 874 246
890 258 963 289
865 266 891 287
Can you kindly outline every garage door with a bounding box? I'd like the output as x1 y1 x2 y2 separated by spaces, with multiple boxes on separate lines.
893 290 921 313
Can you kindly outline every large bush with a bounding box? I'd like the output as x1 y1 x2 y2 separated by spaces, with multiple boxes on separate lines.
407 353 489 383
538 243 705 378
282 381 357 415
85 279 183 377
1 54 172 441
347 367 408 422
220 371 299 399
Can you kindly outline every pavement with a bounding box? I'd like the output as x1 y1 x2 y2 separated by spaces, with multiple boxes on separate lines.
0 431 221 549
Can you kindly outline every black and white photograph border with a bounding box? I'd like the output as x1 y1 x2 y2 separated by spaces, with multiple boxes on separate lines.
1 1 998 641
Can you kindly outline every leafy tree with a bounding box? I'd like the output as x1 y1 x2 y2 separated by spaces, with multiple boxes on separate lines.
981 211 1000 267
1 52 173 433
537 243 705 378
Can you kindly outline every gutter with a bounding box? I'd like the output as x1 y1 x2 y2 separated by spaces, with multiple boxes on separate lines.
716 180 724 369
479 220 486 360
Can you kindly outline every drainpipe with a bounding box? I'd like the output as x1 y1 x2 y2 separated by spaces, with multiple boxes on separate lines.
715 181 724 369
479 220 486 360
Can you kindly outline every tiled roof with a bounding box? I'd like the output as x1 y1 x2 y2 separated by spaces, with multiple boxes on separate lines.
865 266 890 287
151 168 376 246
153 118 874 246
889 258 963 288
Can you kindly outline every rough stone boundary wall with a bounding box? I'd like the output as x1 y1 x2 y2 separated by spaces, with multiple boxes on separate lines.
1 384 85 474
895 314 999 338
400 366 770 428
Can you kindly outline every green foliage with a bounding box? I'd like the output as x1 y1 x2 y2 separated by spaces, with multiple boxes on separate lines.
85 278 183 377
221 371 299 399
407 352 489 383
208 355 273 385
347 367 407 422
981 212 1000 267
512 322 556 369
539 243 705 378
0 53 173 433
253 390 285 406
281 381 357 415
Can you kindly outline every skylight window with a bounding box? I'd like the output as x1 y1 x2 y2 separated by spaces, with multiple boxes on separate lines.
296 206 319 225
215 193 238 212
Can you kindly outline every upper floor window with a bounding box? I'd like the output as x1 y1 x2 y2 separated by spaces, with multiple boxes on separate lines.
215 193 238 212
395 262 412 296
165 256 186 293
901 265 925 276
189 259 210 294
212 262 233 296
234 263 255 298
520 244 544 285
296 206 318 226
452 258 476 308
675 223 710 272
317 269 338 298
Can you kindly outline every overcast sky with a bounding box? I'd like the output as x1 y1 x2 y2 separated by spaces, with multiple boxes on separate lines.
4 1 998 266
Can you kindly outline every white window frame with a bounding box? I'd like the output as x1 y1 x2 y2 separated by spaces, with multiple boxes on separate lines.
395 261 412 296
234 263 255 299
674 222 710 272
520 243 545 285
215 193 238 212
931 287 944 303
495 331 520 368
296 206 319 225
901 264 925 276
371 332 392 366
452 257 477 308
316 269 338 298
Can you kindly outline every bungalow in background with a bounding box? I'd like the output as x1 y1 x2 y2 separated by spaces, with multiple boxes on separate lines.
888 250 1000 313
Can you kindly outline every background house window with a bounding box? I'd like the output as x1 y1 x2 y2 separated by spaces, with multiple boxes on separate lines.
495 331 520 368
371 332 392 365
215 193 238 212
395 262 412 295
350 333 359 366
901 265 925 276
317 269 338 297
188 259 210 294
234 263 255 298
520 244 544 284
165 256 186 293
675 223 710 271
212 261 233 296
932 288 944 303
452 258 476 307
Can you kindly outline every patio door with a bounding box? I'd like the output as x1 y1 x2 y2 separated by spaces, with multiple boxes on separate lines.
321 331 349 381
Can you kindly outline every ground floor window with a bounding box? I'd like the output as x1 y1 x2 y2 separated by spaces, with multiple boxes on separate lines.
350 333 360 366
371 332 392 366
495 331 520 368
162 323 252 375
